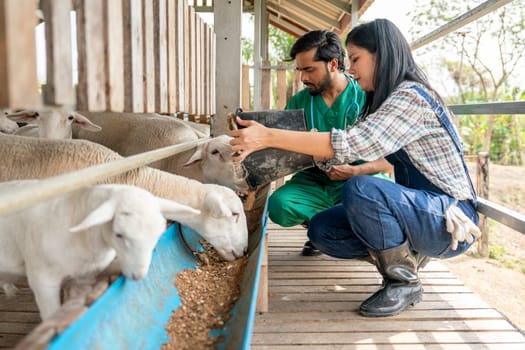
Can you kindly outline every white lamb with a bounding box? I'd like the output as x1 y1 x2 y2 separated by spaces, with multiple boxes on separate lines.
0 133 248 262
7 107 102 139
72 111 249 193
0 109 39 134
0 181 201 320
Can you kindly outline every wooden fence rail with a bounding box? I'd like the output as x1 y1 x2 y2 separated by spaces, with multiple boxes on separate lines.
0 0 215 117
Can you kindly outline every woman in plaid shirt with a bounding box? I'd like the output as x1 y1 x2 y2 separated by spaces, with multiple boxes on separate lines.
230 19 480 317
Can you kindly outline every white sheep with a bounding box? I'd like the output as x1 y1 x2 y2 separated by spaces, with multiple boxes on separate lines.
0 180 201 320
0 133 248 262
72 111 249 193
7 107 101 139
0 109 38 134
0 114 19 134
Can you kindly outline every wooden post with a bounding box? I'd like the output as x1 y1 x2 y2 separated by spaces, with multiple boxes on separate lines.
292 69 301 95
260 59 271 109
142 0 155 112
0 0 40 109
41 0 75 106
241 65 251 111
276 61 287 109
76 0 107 111
476 152 490 257
105 0 125 111
154 0 168 113
122 0 144 112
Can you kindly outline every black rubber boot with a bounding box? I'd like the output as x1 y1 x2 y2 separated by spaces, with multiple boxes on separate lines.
301 240 322 256
359 240 425 317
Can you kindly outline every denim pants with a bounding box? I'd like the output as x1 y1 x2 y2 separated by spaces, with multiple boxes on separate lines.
308 175 478 259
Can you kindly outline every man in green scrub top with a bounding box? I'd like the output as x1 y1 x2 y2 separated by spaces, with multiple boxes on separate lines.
267 30 393 256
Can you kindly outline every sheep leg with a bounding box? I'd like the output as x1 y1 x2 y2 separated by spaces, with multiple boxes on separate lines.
26 271 62 320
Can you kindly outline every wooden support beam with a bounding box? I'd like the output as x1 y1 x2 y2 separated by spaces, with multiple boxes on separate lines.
154 0 168 113
142 0 156 112
41 0 75 106
105 0 125 111
0 0 40 109
122 0 144 112
75 0 106 111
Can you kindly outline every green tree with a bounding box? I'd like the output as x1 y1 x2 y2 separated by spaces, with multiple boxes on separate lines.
409 0 525 163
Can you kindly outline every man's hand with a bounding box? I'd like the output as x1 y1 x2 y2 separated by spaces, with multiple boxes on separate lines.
444 204 481 250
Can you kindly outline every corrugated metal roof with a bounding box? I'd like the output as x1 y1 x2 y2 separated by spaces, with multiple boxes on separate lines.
193 0 375 38
265 0 374 37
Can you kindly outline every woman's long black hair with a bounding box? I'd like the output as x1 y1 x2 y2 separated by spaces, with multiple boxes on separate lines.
345 19 437 115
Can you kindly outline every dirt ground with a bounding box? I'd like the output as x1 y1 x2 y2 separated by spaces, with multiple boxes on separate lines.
442 163 525 331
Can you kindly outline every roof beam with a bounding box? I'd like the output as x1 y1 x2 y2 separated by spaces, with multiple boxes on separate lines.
324 0 352 15
285 0 341 29
269 13 307 38
267 3 317 32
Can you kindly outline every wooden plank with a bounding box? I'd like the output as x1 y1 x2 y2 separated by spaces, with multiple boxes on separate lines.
41 0 75 106
276 62 287 109
253 223 525 349
0 322 38 334
154 0 168 113
242 65 251 111
260 59 271 109
0 311 40 323
253 319 516 333
205 24 211 116
183 3 190 112
256 233 269 312
142 0 155 112
267 300 493 312
166 0 177 113
251 330 525 345
188 6 196 116
195 15 202 115
75 0 106 111
0 0 40 109
122 0 144 112
270 277 462 293
251 344 525 350
210 32 216 115
253 308 506 321
105 0 125 111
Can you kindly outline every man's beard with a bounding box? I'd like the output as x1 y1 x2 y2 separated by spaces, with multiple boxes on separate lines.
307 67 332 96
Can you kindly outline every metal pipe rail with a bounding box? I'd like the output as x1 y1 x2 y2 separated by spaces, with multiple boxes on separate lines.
477 197 525 235
0 138 210 216
449 101 525 115
410 0 513 50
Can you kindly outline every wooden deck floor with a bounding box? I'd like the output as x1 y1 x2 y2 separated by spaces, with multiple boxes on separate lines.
251 223 525 349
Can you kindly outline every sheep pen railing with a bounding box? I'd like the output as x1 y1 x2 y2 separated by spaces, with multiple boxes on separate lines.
1 0 215 116
0 1 267 349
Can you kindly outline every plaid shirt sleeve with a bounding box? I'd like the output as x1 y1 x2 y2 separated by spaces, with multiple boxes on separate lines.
330 81 474 200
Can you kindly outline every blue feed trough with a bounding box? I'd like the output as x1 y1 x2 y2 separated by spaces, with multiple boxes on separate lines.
47 200 269 350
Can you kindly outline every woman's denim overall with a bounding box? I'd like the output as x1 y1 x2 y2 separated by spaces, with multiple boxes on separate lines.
308 85 479 259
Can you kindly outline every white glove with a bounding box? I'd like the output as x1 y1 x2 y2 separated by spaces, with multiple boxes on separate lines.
444 203 482 250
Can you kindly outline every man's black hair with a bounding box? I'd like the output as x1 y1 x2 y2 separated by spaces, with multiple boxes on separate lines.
287 30 345 71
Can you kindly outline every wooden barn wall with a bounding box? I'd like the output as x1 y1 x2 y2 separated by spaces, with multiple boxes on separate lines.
0 0 215 118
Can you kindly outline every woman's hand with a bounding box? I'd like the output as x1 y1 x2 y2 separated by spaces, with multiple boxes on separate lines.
326 164 359 181
229 117 268 161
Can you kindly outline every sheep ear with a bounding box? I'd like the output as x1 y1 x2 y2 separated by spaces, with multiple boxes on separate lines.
204 192 232 218
69 200 116 233
157 197 201 221
73 113 102 132
6 110 39 123
182 146 204 168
